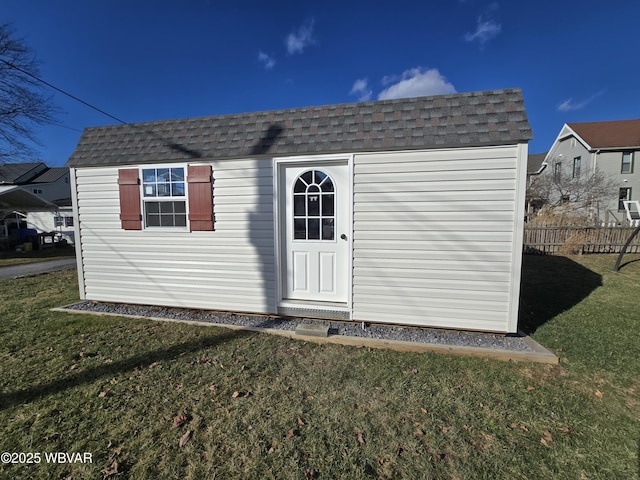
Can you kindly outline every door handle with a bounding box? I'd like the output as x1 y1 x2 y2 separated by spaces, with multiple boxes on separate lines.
340 234 347 240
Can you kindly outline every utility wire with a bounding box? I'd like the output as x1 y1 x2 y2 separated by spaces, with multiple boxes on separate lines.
0 57 128 125
50 122 83 133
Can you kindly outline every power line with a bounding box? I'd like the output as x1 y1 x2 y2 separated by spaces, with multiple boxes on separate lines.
0 57 128 125
50 122 83 133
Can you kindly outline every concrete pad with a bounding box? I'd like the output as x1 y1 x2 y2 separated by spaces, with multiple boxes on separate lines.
295 323 330 338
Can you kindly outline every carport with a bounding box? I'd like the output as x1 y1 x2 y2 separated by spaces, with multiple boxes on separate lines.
0 185 57 249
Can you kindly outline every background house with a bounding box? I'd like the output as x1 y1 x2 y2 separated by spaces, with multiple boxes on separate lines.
543 119 640 223
525 152 548 218
0 162 73 248
68 88 532 333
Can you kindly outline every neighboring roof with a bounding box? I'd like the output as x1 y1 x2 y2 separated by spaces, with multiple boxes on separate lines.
527 152 548 174
567 119 640 150
68 88 533 167
51 197 72 207
30 167 69 183
0 162 46 184
0 185 57 210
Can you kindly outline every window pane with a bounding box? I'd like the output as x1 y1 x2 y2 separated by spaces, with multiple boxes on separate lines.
301 171 313 184
619 188 630 210
146 214 160 227
171 168 184 181
308 219 320 239
554 163 562 181
157 183 170 196
294 179 306 193
143 169 156 183
294 195 305 216
322 218 334 240
174 201 186 213
294 218 306 239
160 202 174 213
144 201 187 227
292 170 336 242
322 178 334 192
322 194 334 216
172 182 185 196
144 185 156 197
157 168 170 181
314 170 327 184
65 217 74 227
307 194 320 216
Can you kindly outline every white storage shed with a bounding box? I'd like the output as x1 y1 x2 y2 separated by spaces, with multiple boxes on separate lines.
67 88 532 333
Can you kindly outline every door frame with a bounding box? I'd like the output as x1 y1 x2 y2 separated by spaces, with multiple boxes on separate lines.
273 154 354 316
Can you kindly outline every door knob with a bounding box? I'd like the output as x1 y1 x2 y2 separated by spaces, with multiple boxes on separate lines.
340 233 347 240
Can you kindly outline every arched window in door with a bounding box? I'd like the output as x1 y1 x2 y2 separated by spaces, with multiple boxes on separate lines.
293 169 335 240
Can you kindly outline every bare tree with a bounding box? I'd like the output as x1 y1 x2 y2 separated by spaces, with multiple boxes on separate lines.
527 166 617 220
0 23 58 161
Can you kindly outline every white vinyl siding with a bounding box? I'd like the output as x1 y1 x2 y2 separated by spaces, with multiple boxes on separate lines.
352 146 521 332
74 159 276 313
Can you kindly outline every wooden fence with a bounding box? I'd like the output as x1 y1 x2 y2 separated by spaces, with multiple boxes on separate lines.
523 225 640 254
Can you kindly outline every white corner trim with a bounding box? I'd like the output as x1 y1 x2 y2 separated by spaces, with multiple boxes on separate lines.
69 167 85 300
508 142 528 333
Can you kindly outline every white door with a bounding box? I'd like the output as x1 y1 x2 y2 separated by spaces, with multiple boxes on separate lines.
281 162 349 303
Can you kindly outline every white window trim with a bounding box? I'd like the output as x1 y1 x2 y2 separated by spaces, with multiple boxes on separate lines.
621 152 634 174
618 187 631 211
573 156 581 178
139 164 190 231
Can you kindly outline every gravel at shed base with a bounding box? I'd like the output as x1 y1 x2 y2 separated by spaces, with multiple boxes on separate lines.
66 301 535 353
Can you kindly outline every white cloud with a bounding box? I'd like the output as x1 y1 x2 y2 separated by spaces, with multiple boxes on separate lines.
377 67 456 100
349 78 372 102
258 51 275 70
557 91 604 112
381 74 399 86
465 4 501 46
465 18 501 44
286 19 315 55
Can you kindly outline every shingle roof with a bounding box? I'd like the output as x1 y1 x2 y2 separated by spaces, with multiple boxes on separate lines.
0 162 46 183
67 89 533 167
568 119 640 149
30 167 69 183
527 152 548 174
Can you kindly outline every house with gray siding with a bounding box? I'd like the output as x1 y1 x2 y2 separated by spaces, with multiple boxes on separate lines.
67 88 532 333
544 119 640 222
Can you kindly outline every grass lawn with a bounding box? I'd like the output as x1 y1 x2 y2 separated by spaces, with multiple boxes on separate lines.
0 254 638 479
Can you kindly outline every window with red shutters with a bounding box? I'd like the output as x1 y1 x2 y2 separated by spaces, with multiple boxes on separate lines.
118 164 214 231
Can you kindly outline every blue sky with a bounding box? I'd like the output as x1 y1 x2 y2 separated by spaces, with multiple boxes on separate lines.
4 0 640 166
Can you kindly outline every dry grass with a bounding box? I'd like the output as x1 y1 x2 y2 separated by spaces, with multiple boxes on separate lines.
0 256 638 479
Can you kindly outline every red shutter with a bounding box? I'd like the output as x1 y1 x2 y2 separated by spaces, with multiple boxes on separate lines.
187 165 214 231
118 168 142 230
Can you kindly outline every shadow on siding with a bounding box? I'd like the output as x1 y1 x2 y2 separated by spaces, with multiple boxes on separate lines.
248 124 283 314
518 254 602 334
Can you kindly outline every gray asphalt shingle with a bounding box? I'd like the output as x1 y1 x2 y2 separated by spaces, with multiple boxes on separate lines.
67 89 533 167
